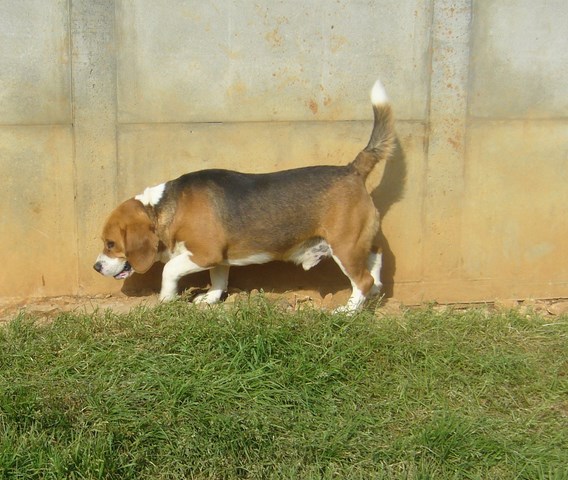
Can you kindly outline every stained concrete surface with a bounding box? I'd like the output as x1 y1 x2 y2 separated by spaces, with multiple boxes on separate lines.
1 1 567 304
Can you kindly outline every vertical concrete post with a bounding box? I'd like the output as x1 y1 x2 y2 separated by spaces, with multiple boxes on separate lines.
422 0 472 286
70 0 119 294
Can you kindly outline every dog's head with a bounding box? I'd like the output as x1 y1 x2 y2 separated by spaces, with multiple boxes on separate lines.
93 199 159 280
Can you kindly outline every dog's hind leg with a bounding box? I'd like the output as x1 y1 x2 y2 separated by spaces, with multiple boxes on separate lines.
367 248 383 296
330 246 376 314
194 265 230 305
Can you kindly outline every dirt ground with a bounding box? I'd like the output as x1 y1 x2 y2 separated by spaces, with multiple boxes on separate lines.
1 288 567 325
0 288 346 325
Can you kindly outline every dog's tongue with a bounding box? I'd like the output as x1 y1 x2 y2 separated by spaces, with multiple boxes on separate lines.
114 263 133 280
114 270 131 280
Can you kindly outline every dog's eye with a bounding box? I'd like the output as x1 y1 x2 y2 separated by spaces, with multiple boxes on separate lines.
106 241 115 249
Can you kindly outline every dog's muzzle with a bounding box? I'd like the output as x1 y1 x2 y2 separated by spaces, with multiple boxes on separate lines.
93 259 133 280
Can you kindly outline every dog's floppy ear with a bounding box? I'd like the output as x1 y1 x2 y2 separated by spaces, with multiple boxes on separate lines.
124 221 159 274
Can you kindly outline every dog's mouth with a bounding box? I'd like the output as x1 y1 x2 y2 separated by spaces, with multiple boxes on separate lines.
113 262 133 280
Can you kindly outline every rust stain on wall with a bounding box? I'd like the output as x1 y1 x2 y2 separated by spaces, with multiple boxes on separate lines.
330 34 348 53
307 98 318 114
264 16 289 48
227 80 248 97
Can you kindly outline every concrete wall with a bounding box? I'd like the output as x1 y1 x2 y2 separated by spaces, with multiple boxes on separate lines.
1 0 567 303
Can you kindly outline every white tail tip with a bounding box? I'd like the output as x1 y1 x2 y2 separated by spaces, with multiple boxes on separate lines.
371 79 388 106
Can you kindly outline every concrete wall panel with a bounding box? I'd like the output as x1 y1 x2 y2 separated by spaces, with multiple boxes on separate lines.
0 126 76 297
116 0 431 123
117 119 380 196
470 0 568 118
1 0 567 304
421 0 471 284
0 0 71 125
71 0 121 295
462 121 568 290
373 122 426 286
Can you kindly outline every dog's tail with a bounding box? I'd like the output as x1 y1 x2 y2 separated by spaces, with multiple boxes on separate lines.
350 79 395 180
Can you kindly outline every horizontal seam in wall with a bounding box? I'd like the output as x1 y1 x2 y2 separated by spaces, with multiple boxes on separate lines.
0 123 74 128
116 118 427 127
468 116 568 123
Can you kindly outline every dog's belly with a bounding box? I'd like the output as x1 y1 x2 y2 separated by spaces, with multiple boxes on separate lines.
223 239 331 270
226 253 274 267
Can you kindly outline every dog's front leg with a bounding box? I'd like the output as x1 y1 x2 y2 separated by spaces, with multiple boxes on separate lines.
194 265 230 305
159 253 207 302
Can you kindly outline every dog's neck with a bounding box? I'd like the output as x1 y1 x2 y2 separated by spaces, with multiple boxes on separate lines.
140 201 176 248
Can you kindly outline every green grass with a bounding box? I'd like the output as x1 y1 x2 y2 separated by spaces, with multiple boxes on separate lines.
0 298 567 479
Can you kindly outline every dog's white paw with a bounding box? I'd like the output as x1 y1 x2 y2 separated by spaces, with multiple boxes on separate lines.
193 290 224 305
159 291 178 303
332 303 362 316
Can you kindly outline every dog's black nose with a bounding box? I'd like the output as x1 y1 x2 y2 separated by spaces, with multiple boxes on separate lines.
93 262 103 273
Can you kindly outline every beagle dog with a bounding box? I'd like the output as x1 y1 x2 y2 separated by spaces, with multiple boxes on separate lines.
94 80 395 313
